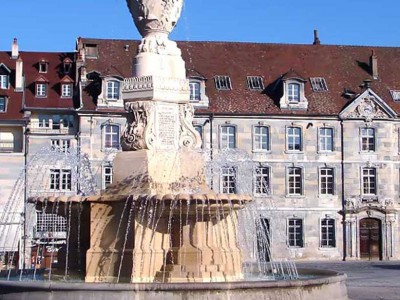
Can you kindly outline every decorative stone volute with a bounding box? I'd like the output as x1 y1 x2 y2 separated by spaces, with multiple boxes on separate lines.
126 0 183 37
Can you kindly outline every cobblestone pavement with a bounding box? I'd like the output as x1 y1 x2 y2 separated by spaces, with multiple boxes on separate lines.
296 261 400 300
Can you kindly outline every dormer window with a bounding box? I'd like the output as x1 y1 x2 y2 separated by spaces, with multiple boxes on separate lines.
106 80 120 100
0 97 6 112
36 83 47 97
288 83 300 102
310 77 328 92
0 63 11 90
247 76 264 91
214 75 232 90
60 75 74 98
85 44 99 59
189 81 201 101
39 61 48 73
0 75 9 89
63 58 73 74
279 70 308 110
62 84 73 98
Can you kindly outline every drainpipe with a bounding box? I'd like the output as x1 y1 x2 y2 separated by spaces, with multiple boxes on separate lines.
340 119 346 261
209 113 214 190
22 126 30 270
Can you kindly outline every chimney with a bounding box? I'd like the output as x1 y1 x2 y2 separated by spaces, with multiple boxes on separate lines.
313 30 321 45
11 38 19 59
370 50 378 79
15 56 24 92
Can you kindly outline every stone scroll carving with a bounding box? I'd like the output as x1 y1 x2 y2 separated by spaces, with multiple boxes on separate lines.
179 103 202 149
121 101 155 151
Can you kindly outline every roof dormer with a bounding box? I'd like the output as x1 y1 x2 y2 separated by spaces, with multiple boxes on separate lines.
38 59 49 73
63 57 73 74
60 75 74 98
0 63 11 90
35 75 49 98
279 69 308 110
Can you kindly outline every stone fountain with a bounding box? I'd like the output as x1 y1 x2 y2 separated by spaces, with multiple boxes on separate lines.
0 0 348 298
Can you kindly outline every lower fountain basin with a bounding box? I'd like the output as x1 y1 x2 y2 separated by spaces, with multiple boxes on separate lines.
0 268 347 300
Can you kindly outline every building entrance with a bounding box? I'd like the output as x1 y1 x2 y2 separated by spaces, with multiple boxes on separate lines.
359 218 381 260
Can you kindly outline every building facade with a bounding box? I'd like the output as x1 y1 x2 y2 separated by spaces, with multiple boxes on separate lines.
1 35 400 267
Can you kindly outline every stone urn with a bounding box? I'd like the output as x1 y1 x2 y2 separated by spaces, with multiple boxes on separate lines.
126 0 183 37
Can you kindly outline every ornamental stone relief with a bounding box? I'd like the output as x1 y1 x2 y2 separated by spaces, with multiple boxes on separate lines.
343 95 387 121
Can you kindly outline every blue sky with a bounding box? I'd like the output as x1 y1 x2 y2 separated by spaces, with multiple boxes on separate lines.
1 0 400 52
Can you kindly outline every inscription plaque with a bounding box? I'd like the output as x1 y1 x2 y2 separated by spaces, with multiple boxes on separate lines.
156 103 179 149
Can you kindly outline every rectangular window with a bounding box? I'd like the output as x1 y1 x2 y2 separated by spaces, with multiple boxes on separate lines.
103 165 113 188
85 44 99 58
390 90 400 102
253 126 270 151
107 81 120 100
320 168 334 195
254 166 270 195
189 81 201 101
51 139 71 152
0 132 14 152
220 125 236 149
288 218 303 247
39 62 48 73
221 166 236 194
288 167 302 195
0 97 6 112
320 218 336 248
288 83 300 102
287 127 302 151
36 212 67 233
50 169 72 191
214 75 232 90
362 168 377 195
310 77 328 92
361 128 375 152
104 124 120 149
319 127 333 152
36 83 47 97
61 84 72 98
0 75 9 89
247 76 264 90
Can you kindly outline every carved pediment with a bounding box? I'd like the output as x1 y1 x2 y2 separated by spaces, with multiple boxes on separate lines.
340 89 396 121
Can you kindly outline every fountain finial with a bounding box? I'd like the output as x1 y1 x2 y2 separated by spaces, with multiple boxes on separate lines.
126 0 183 37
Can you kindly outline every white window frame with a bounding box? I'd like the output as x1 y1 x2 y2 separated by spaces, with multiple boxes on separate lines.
189 81 201 101
61 84 72 98
39 62 48 73
319 127 334 152
0 97 6 112
320 218 336 248
287 218 304 248
102 164 113 189
287 167 303 196
106 80 121 100
362 167 377 195
220 125 236 149
319 167 334 195
288 83 300 102
0 75 9 89
49 169 72 191
51 139 71 152
247 76 264 90
253 125 270 151
390 90 400 102
103 124 120 150
254 166 271 196
220 166 237 194
286 126 302 152
360 127 376 152
36 83 47 97
36 212 67 233
214 75 232 90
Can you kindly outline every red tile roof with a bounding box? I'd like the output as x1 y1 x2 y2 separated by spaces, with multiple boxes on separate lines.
20 51 76 110
0 52 24 121
79 38 400 116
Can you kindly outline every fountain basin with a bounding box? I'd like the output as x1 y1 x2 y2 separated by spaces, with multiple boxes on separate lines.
0 269 347 300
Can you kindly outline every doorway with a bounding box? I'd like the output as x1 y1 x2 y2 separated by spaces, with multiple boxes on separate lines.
359 218 382 260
